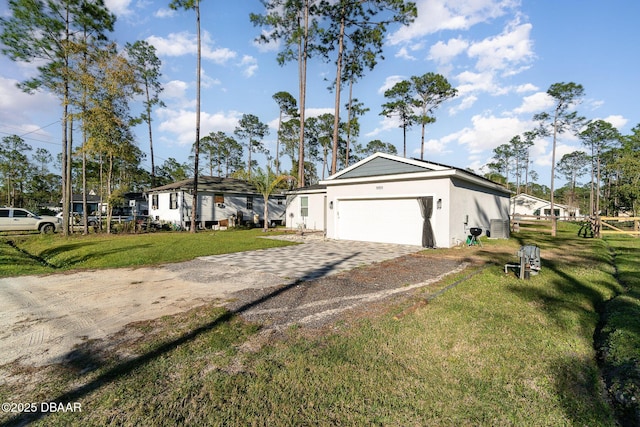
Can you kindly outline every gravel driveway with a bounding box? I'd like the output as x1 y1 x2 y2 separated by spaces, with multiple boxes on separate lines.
0 237 465 368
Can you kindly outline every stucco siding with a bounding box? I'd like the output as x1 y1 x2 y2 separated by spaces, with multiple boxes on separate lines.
449 178 510 245
325 178 450 247
285 192 326 231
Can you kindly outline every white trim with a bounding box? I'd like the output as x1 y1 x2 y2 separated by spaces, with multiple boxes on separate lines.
336 192 433 201
321 168 509 195
321 170 455 186
325 152 448 181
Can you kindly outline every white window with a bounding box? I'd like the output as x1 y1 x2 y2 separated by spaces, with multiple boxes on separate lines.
300 196 308 217
170 193 178 210
246 196 253 210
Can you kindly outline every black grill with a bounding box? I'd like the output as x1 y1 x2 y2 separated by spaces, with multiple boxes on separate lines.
469 227 482 237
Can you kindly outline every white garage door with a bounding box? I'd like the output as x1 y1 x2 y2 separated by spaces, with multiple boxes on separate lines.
336 198 424 246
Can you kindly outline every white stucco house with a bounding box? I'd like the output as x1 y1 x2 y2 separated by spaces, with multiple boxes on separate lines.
510 193 581 218
285 184 327 231
286 153 511 248
147 176 286 229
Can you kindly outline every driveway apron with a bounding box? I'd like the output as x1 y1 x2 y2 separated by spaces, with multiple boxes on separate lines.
0 239 421 367
198 239 422 281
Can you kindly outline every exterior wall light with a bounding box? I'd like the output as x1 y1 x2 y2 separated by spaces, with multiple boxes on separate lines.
329 201 334 209
437 198 442 209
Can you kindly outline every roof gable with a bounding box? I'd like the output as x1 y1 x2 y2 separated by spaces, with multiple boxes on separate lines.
329 152 447 180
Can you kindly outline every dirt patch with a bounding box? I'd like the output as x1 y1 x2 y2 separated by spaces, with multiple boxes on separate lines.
0 244 485 371
224 253 467 330
0 263 284 367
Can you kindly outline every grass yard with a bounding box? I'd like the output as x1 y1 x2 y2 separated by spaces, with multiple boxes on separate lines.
1 224 638 425
0 228 295 277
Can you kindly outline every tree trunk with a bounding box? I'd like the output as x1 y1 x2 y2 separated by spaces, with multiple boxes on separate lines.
402 123 407 158
147 91 156 188
82 137 88 235
596 148 601 216
420 120 425 160
550 108 559 237
191 0 201 233
67 115 74 234
276 110 282 176
106 156 113 234
345 77 354 167
297 2 309 188
330 11 345 176
263 195 269 232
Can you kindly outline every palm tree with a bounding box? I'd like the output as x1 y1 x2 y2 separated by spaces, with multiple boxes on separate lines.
234 165 295 232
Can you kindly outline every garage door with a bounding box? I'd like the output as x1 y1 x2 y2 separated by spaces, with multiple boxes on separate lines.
336 198 424 246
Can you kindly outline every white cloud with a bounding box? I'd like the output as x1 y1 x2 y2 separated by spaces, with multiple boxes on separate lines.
157 108 242 145
600 115 628 129
449 95 478 115
147 31 237 65
365 115 401 138
449 113 532 154
512 91 554 115
163 80 189 100
454 70 502 96
253 30 280 53
154 8 176 18
388 0 518 45
395 47 417 61
467 22 534 73
429 37 469 65
0 76 58 134
304 108 335 118
535 141 577 168
199 68 222 89
377 75 406 94
515 83 538 93
239 55 258 77
422 138 454 156
147 32 195 57
104 0 133 16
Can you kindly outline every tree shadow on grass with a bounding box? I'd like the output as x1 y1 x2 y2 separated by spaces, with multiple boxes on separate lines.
504 238 625 424
1 253 360 426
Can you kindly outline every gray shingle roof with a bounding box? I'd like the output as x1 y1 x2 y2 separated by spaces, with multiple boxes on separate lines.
148 176 261 194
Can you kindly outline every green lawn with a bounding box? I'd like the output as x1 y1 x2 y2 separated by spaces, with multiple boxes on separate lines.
1 224 638 425
0 228 295 277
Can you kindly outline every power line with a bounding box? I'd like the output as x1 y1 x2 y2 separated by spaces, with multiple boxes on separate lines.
0 129 59 146
19 120 61 137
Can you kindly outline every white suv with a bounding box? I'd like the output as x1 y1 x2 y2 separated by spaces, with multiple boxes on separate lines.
0 207 62 233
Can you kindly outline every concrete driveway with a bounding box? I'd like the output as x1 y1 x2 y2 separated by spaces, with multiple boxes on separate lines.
0 239 420 367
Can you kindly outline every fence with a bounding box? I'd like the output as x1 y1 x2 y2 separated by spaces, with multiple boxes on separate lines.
510 214 577 234
510 215 640 238
599 216 640 238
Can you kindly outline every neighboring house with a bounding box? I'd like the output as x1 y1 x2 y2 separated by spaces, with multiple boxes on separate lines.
119 192 149 216
66 192 146 216
285 184 327 232
286 152 511 248
511 193 581 218
147 176 286 229
70 193 101 215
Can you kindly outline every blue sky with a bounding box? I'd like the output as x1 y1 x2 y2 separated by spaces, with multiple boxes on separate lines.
1 0 639 188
